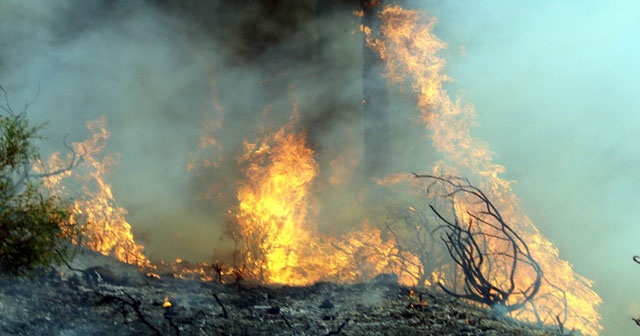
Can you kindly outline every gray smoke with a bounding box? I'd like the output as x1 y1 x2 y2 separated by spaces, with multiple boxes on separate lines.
0 0 370 261
1 0 220 261
2 0 639 334
420 0 640 334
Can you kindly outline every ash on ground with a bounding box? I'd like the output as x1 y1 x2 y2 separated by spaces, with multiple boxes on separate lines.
0 251 571 336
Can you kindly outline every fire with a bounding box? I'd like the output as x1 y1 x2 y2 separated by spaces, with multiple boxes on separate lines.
372 4 601 335
44 117 152 269
234 106 318 285
162 296 172 309
29 4 602 335
230 99 413 286
331 223 420 286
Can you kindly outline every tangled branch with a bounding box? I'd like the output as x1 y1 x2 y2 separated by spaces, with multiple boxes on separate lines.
415 174 543 315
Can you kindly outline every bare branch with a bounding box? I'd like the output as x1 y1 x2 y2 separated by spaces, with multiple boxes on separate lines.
0 84 13 115
212 292 229 319
1 86 83 193
96 291 163 336
418 175 543 315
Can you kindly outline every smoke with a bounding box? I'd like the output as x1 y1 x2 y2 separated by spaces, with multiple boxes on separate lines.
1 0 219 261
2 0 639 334
0 0 371 260
416 0 640 334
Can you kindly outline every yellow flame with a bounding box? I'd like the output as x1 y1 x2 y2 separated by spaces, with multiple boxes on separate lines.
44 117 152 269
235 105 318 285
375 5 601 335
231 97 416 286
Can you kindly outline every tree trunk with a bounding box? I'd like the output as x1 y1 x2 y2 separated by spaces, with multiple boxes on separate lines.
360 0 391 179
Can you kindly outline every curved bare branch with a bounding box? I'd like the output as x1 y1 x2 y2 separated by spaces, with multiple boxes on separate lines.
417 174 543 314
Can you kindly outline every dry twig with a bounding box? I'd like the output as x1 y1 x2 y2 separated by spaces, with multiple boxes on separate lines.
414 174 543 315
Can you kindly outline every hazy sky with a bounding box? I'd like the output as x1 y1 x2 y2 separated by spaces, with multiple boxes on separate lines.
422 1 640 334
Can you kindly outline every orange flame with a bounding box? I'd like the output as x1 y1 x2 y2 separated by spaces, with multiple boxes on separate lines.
44 117 152 269
234 104 318 285
373 5 601 335
230 96 416 286
33 6 603 336
162 296 172 309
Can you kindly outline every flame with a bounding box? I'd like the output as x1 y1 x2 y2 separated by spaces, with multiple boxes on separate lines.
29 5 602 336
332 223 421 286
234 104 319 285
44 117 152 269
372 5 601 335
230 96 417 286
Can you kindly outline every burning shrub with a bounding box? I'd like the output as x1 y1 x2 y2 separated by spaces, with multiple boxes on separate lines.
418 174 543 315
383 190 448 288
42 116 152 269
0 86 77 275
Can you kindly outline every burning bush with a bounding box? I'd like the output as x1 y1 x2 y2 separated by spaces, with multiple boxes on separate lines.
0 86 78 275
42 116 152 269
419 174 543 315
382 184 448 288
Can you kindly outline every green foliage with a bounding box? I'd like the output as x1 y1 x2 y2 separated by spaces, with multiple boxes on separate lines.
0 108 75 275
0 113 39 169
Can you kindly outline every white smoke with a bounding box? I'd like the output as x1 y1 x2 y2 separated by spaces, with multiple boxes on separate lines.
419 0 640 334
2 0 639 334
0 0 222 260
0 0 366 261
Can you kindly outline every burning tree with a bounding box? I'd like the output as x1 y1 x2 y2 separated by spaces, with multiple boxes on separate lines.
359 0 392 179
419 174 543 315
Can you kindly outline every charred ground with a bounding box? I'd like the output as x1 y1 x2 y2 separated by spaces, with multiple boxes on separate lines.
0 250 570 336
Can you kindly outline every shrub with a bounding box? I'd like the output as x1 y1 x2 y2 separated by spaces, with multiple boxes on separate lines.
0 88 76 275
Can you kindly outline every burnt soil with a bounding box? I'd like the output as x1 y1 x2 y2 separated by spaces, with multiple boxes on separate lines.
0 251 570 336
